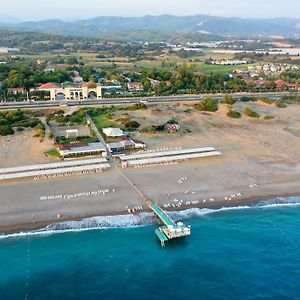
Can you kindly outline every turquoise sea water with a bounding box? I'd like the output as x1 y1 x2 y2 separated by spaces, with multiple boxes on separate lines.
1 197 300 300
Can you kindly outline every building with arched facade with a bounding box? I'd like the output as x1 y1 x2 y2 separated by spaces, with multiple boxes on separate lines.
37 82 102 101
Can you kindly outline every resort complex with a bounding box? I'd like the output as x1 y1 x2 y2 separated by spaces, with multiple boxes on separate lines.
1 1 300 298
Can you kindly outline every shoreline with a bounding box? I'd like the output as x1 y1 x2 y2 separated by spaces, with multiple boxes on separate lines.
1 191 299 236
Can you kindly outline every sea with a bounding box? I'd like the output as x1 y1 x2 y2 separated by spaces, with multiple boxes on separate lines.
1 197 300 300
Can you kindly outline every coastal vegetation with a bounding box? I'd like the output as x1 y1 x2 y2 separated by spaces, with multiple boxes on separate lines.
259 97 275 105
33 122 46 142
194 98 218 112
221 95 236 105
244 107 260 118
48 110 86 125
86 104 147 132
124 120 140 130
0 125 14 136
282 95 300 104
264 115 275 120
44 149 61 158
240 96 257 102
276 101 288 108
0 110 43 136
227 109 241 118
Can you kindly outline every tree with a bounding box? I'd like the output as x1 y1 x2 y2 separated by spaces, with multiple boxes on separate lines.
66 56 78 65
143 80 151 91
194 98 218 112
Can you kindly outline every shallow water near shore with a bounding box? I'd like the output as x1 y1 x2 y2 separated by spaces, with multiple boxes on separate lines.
1 197 300 299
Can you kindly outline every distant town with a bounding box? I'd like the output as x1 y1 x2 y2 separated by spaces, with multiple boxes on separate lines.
0 32 300 104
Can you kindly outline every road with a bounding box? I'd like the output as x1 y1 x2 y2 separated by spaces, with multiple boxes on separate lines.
85 113 110 157
0 92 298 111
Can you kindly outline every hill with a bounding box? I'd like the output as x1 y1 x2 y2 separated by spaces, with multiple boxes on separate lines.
0 15 300 38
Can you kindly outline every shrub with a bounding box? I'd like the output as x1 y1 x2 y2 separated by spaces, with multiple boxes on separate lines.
276 101 287 108
240 96 257 102
222 95 235 105
140 126 155 133
153 108 161 112
264 115 274 120
45 149 61 158
167 118 178 125
259 97 275 105
126 103 148 111
244 107 260 118
125 120 140 129
227 109 241 119
194 98 218 112
0 125 14 136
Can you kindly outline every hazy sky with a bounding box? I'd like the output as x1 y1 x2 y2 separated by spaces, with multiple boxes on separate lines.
1 0 299 21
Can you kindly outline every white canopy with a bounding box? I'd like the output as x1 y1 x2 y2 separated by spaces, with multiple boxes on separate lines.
102 127 124 137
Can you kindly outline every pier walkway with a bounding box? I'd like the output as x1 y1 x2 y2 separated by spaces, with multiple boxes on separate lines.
147 200 191 246
114 165 191 246
150 202 175 227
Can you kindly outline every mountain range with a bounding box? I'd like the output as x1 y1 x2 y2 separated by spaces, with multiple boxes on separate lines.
1 15 300 38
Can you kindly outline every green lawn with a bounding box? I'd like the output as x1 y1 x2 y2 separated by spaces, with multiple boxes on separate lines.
195 63 254 74
92 114 118 130
58 136 99 145
44 149 61 158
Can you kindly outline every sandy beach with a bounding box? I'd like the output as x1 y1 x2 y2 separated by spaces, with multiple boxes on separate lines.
0 102 299 234
0 158 299 234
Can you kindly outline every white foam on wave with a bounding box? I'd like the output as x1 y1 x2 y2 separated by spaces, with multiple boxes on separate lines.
0 212 157 241
168 206 252 222
1 196 299 240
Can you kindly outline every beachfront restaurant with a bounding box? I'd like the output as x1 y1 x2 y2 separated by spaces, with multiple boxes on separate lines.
57 142 106 158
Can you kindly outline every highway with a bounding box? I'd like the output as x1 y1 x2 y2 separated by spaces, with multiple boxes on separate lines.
0 92 298 111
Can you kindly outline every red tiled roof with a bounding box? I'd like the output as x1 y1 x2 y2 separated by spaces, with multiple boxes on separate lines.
275 79 286 87
70 142 88 148
57 144 71 151
287 83 300 88
275 80 300 88
37 82 60 90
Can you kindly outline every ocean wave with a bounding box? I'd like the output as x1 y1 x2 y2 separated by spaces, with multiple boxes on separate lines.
255 196 300 207
46 212 157 231
1 196 299 240
0 213 158 241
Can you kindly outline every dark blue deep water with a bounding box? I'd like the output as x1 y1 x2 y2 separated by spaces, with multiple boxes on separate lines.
1 198 300 300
